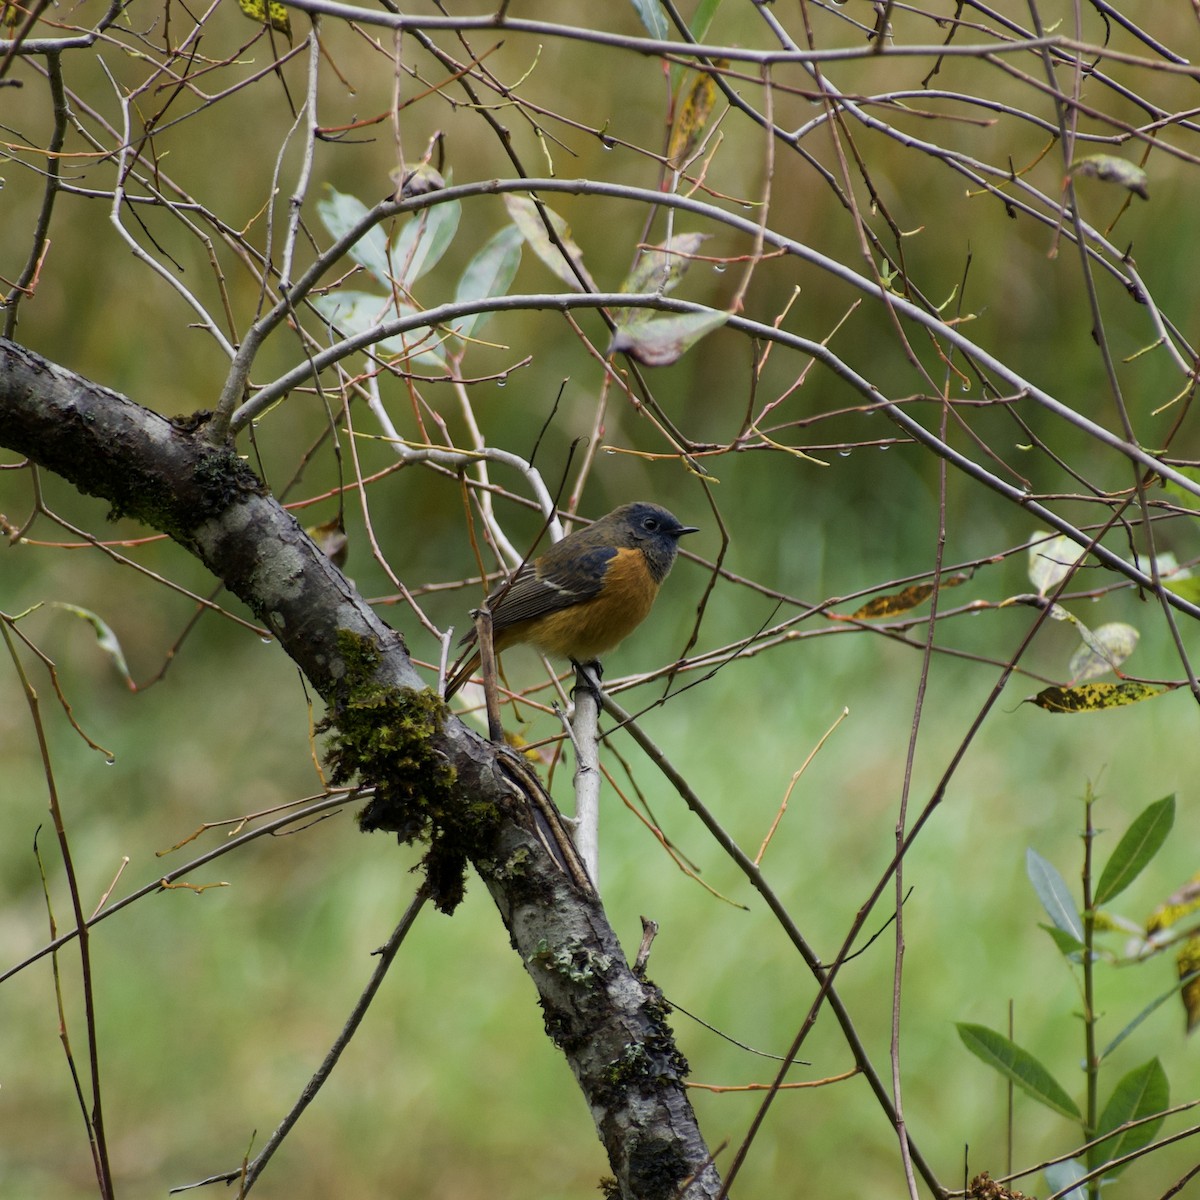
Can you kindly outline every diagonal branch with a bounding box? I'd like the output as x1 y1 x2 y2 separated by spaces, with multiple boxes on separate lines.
0 337 722 1200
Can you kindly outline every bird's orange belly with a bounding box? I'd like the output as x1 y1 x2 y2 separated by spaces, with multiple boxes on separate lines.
519 550 659 661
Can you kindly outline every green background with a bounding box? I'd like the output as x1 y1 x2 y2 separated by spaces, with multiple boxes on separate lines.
3 1 1199 1196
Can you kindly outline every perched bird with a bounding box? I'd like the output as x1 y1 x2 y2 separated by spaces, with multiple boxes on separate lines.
443 501 698 699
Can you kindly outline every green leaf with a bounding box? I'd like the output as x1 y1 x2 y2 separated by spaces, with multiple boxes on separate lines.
689 0 721 42
1094 795 1175 906
1068 621 1139 682
49 603 136 691
956 1023 1081 1119
317 189 391 289
311 292 447 371
1070 154 1149 200
1160 466 1200 508
620 233 708 296
1027 848 1084 941
669 0 723 92
312 289 394 334
1028 532 1087 597
1165 574 1200 605
1099 974 1197 1061
390 199 461 288
628 0 668 38
451 225 523 340
503 194 596 292
1090 1058 1168 1172
1039 923 1086 960
607 310 727 367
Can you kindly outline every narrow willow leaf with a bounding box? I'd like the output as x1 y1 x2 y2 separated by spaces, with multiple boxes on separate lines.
1068 621 1139 682
312 292 448 371
1100 974 1199 1061
1027 532 1086 596
1094 795 1175 906
451 226 522 339
956 1023 1081 1119
503 194 595 291
669 0 722 91
1160 466 1200 507
1031 681 1172 713
1039 923 1086 959
317 189 391 288
1071 154 1149 200
607 310 727 367
390 199 461 288
1090 1059 1168 1172
689 0 721 41
621 233 708 297
628 0 668 38
1165 574 1200 605
50 602 135 691
668 70 721 168
234 0 291 37
312 289 396 337
1026 848 1084 940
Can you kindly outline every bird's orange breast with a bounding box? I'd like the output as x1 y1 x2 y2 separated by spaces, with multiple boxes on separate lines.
504 547 660 661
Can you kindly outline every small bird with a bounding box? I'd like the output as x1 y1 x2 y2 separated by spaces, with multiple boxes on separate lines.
443 501 698 699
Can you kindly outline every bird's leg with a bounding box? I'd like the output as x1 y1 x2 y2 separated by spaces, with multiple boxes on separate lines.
571 658 605 704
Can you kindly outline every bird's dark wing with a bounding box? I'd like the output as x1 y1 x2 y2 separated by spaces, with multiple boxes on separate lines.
487 544 617 631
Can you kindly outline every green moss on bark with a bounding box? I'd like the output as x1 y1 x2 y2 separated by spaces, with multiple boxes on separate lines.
320 630 496 913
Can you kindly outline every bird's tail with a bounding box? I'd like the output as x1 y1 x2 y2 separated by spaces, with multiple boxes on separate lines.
442 647 481 699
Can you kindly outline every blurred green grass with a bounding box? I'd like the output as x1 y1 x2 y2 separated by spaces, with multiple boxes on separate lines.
4 1 1200 1195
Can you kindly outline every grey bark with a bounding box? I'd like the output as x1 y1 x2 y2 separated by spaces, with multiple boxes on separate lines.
0 337 722 1200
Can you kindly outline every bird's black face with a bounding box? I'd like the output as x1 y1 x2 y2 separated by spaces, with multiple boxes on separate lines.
622 502 699 544
620 502 699 582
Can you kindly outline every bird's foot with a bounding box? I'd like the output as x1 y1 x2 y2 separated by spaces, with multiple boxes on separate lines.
571 659 605 705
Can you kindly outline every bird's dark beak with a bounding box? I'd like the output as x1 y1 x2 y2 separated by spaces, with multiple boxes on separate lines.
676 525 700 537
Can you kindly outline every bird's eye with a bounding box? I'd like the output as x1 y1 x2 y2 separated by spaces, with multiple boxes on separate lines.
642 517 660 531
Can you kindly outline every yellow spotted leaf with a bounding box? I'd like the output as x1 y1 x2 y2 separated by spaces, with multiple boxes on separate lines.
667 64 725 170
1146 876 1200 936
234 0 291 38
1030 681 1172 713
848 574 970 619
1178 938 1200 1033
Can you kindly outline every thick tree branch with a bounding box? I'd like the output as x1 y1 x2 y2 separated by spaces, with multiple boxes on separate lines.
0 337 722 1200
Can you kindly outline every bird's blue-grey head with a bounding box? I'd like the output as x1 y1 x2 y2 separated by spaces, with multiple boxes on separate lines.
612 502 699 582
